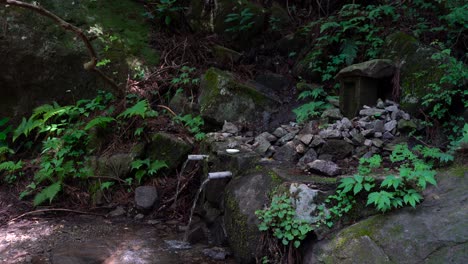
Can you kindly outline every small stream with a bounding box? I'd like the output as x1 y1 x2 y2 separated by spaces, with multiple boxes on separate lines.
0 215 234 264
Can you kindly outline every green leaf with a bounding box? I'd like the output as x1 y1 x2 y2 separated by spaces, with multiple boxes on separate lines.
118 100 152 119
33 181 62 206
294 240 301 248
84 117 115 130
148 160 168 175
353 183 363 195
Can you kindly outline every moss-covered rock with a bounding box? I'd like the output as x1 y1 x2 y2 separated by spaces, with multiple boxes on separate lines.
224 171 282 263
198 68 280 127
304 167 468 263
146 133 193 170
382 32 445 114
0 0 157 122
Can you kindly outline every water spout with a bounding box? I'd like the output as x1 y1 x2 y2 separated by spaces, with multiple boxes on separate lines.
183 171 233 242
208 171 232 179
172 154 209 208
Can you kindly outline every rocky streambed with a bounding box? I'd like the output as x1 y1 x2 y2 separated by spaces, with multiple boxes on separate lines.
0 215 235 264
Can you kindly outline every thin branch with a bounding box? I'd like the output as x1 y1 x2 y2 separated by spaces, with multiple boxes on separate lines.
1 0 122 97
156 104 177 117
9 208 106 222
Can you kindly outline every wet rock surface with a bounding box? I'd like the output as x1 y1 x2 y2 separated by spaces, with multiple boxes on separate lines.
304 168 468 264
0 215 235 264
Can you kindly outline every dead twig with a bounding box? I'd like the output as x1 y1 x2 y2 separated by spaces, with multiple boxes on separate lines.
9 208 106 222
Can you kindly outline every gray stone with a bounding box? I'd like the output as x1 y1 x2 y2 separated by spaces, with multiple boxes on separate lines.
376 98 385 109
374 132 382 138
321 108 343 120
222 121 239 134
305 169 468 264
295 143 306 154
306 160 341 176
297 148 318 170
203 247 231 261
350 130 365 145
272 127 288 138
359 108 386 117
364 139 373 146
278 132 297 145
336 59 395 79
341 131 350 138
384 120 398 132
343 136 354 145
372 120 385 133
135 186 158 210
402 112 411 120
341 117 353 129
372 139 384 148
361 129 374 137
298 134 314 145
310 136 326 147
108 206 126 217
320 139 354 160
254 138 271 155
382 131 394 140
385 105 399 112
318 154 334 161
290 183 320 223
319 129 341 139
273 141 298 162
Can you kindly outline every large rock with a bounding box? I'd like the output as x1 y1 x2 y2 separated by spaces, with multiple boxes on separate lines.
305 167 468 263
146 133 192 170
0 0 158 122
319 139 354 160
134 186 158 210
382 32 460 115
198 68 281 127
306 160 341 176
224 171 281 263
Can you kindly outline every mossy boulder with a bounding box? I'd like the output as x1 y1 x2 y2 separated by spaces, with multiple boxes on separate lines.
0 0 157 122
146 133 193 170
224 171 282 263
382 32 446 115
198 68 281 127
304 167 468 263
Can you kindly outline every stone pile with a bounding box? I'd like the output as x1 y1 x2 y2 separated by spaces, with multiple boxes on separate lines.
206 99 418 177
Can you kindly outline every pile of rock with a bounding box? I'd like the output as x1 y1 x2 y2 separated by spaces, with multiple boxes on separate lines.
206 100 418 177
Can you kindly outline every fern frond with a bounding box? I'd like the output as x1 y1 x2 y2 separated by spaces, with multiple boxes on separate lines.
33 181 62 206
13 117 43 142
0 146 14 155
118 100 151 119
0 160 23 172
84 116 116 130
31 104 56 119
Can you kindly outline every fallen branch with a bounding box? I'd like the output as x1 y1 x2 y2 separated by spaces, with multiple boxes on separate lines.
9 208 106 222
1 0 123 97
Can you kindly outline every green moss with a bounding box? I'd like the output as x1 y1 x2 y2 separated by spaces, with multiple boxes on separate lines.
448 165 468 177
333 215 382 250
225 191 255 262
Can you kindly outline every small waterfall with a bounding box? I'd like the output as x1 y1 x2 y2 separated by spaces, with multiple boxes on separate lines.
183 171 232 242
172 155 209 208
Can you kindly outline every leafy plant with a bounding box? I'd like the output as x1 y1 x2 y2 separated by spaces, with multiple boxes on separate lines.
0 160 23 184
293 85 334 123
256 194 313 248
319 144 451 227
153 0 185 25
225 8 255 33
117 99 158 119
0 117 12 147
174 114 205 140
130 158 168 184
171 66 199 87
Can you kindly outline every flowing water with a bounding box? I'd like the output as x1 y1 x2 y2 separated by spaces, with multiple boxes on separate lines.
184 178 211 242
